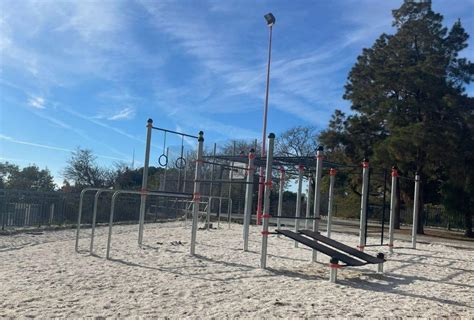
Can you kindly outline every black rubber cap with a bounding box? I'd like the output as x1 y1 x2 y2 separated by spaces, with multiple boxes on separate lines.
377 252 385 259
268 133 275 138
330 257 339 265
317 145 324 151
250 148 255 153
147 118 153 123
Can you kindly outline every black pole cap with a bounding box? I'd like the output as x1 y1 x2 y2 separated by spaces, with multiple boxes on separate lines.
317 145 324 151
264 13 276 26
268 133 275 139
377 252 385 260
147 118 153 124
249 148 255 153
330 257 339 265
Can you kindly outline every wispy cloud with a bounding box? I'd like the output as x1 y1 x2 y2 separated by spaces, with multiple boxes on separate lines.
107 106 136 121
28 96 46 109
63 107 144 143
0 133 130 162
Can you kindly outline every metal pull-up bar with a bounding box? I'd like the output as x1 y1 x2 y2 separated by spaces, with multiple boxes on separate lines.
151 126 199 139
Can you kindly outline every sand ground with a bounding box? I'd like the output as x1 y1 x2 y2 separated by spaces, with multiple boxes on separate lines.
1 221 473 318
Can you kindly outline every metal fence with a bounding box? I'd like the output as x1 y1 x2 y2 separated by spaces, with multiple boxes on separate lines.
0 188 469 232
0 189 189 231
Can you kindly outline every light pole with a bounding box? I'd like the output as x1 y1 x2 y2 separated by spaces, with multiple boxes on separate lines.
257 13 275 225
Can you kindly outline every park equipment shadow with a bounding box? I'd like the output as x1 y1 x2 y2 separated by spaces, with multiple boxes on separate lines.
340 272 472 308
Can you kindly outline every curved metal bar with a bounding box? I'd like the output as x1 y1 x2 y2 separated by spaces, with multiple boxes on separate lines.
106 190 192 259
75 188 107 252
90 189 116 255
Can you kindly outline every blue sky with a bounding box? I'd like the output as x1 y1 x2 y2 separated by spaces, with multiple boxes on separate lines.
1 0 473 185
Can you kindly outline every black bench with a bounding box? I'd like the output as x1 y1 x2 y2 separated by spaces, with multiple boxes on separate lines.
276 229 366 267
299 229 385 264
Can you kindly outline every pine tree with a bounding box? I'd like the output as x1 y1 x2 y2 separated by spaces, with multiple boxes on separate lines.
320 0 474 236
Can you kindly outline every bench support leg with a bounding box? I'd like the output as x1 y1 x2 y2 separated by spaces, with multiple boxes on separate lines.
377 263 383 273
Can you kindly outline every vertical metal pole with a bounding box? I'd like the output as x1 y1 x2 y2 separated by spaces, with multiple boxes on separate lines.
90 190 103 254
412 173 420 249
388 166 398 253
190 131 204 256
138 119 153 246
243 149 255 251
161 147 169 192
210 143 217 197
260 133 275 269
49 203 54 225
364 167 372 246
312 146 324 262
305 173 313 229
358 159 370 251
277 167 285 235
227 141 236 225
177 137 184 192
206 198 211 230
257 24 274 226
327 168 336 238
182 165 187 193
294 165 304 247
106 192 119 260
381 169 387 245
75 189 87 252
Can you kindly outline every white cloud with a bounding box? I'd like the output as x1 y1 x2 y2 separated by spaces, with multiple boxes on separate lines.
0 133 130 162
108 107 136 121
28 96 46 109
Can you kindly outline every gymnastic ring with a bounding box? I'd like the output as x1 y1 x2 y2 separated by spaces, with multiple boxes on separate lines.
175 157 187 169
158 154 168 167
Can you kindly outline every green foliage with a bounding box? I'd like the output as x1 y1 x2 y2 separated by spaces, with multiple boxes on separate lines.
63 148 115 188
320 0 474 235
0 162 55 191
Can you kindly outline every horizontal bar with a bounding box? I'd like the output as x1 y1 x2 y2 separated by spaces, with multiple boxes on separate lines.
200 160 250 171
272 216 321 220
151 126 198 139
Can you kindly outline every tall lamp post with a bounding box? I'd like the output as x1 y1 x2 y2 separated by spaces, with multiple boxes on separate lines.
257 13 275 225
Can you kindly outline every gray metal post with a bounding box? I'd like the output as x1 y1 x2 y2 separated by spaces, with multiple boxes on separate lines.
106 192 119 259
138 119 153 246
388 166 398 253
327 168 336 238
190 131 204 256
206 198 211 230
75 188 101 252
210 143 217 197
243 149 255 251
305 173 313 229
358 159 369 251
75 189 87 252
49 203 54 225
260 133 275 269
90 189 105 254
312 146 324 262
412 173 420 249
277 167 285 235
294 165 304 247
161 147 169 192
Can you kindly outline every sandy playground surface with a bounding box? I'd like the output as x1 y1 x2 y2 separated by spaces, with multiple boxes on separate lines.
1 221 473 318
